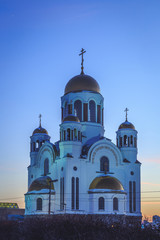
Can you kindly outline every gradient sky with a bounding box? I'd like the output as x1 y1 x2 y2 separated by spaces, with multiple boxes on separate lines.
0 0 160 219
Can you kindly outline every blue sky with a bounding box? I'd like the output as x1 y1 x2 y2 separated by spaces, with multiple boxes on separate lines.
0 0 160 217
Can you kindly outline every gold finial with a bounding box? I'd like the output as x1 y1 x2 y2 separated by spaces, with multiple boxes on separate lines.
124 108 129 121
79 48 86 74
39 114 42 127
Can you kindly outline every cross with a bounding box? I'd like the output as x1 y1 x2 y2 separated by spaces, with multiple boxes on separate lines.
39 114 42 127
79 48 86 74
124 108 129 121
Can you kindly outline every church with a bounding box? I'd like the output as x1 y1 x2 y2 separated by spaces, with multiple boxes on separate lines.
25 49 141 223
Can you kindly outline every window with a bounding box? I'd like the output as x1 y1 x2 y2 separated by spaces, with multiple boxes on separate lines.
131 135 133 145
74 128 77 140
44 159 49 175
63 130 65 141
71 130 73 141
133 181 136 212
71 177 75 210
89 100 96 122
78 131 81 141
102 108 104 126
83 103 88 121
76 177 79 210
113 197 118 211
67 128 70 140
36 140 39 149
98 197 104 210
68 104 72 114
129 181 132 213
61 107 64 122
134 137 137 148
120 137 122 147
71 177 79 210
124 135 127 146
37 198 42 210
116 138 118 146
64 102 68 118
74 100 82 121
33 142 35 151
97 105 101 123
60 178 64 210
100 156 109 172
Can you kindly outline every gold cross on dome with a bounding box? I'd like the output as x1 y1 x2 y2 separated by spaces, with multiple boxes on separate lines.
79 48 86 74
124 108 129 121
39 114 42 127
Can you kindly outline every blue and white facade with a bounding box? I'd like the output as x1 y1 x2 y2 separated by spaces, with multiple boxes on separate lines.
25 69 141 220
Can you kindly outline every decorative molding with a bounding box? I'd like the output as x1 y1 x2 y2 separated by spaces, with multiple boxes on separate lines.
90 145 118 166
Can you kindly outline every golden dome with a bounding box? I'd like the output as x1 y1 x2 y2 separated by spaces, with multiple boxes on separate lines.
64 74 100 94
32 126 48 136
28 176 54 192
118 121 135 130
63 115 80 122
89 176 124 191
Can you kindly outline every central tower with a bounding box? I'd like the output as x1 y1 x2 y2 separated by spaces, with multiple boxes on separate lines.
60 48 104 145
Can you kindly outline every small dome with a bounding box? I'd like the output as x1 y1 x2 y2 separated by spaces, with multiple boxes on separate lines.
63 115 80 123
32 126 48 136
65 74 100 94
118 121 135 130
28 176 54 192
89 176 124 191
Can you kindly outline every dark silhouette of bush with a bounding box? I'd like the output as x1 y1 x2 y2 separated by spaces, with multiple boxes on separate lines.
0 215 159 240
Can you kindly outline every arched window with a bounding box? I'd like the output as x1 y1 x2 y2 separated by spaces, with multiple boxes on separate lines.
63 130 66 141
130 135 133 146
37 198 42 210
67 128 70 140
64 102 68 118
71 130 73 141
89 100 96 122
74 100 82 121
71 177 75 210
76 177 79 210
100 156 109 172
74 128 77 140
78 131 81 141
99 197 104 210
134 137 137 148
36 140 39 149
44 158 49 175
113 197 118 211
33 142 35 151
120 137 122 147
124 135 127 146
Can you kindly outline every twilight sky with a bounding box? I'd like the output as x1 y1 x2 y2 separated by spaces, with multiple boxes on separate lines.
0 0 160 219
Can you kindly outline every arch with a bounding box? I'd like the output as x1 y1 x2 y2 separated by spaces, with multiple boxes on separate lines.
89 100 96 122
98 197 104 210
44 158 49 175
74 100 82 121
113 197 118 210
37 198 42 210
100 156 109 172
